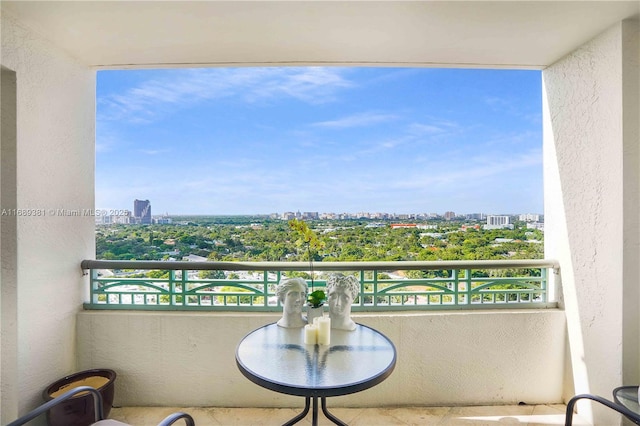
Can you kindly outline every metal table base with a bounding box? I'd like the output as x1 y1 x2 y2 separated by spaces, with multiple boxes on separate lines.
283 396 347 426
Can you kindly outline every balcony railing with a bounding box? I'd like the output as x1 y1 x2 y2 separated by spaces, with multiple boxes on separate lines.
81 259 558 311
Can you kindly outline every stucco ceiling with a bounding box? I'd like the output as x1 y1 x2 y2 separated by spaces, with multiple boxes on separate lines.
2 1 639 70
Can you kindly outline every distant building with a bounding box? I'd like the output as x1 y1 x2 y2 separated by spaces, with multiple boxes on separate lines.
494 238 514 243
519 213 541 222
319 212 337 220
417 224 438 230
370 212 389 220
443 211 456 220
183 254 207 262
527 222 545 231
365 222 386 228
487 215 510 226
281 211 296 220
390 223 417 229
484 215 514 230
421 232 444 239
111 213 132 224
134 199 151 224
466 213 486 220
95 215 111 225
153 215 172 224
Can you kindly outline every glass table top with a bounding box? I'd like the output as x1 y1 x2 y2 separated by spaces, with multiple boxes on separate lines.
614 386 640 414
236 323 396 397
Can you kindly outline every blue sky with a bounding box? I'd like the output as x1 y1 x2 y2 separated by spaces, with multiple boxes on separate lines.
96 67 542 216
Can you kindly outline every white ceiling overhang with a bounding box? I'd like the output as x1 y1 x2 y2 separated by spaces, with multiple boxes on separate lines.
2 1 639 70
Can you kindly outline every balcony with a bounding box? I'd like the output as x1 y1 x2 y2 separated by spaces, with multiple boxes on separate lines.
75 260 563 409
1 2 639 425
78 259 577 425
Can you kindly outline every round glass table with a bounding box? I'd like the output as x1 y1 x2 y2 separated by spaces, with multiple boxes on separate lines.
236 323 396 426
613 386 640 425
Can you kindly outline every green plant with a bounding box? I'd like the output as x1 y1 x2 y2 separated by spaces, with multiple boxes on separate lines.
288 218 325 307
307 290 327 308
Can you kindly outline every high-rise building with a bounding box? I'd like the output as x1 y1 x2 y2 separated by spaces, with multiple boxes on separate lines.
466 213 487 220
134 199 151 224
485 215 513 230
487 215 510 226
444 211 456 220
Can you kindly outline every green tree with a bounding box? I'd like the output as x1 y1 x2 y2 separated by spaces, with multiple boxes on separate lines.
199 270 225 279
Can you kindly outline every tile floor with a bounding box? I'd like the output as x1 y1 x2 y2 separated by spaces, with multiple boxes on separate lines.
110 404 592 425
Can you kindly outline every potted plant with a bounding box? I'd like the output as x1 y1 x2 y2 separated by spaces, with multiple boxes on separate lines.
288 218 326 323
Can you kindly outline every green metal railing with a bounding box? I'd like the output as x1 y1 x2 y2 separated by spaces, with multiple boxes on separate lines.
81 259 559 311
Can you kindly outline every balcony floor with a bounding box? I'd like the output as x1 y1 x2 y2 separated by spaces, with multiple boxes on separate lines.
110 404 591 425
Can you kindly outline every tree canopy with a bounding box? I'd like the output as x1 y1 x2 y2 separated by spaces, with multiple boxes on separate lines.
96 217 543 262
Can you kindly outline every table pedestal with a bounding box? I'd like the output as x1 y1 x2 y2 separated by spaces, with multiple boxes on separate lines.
283 396 347 426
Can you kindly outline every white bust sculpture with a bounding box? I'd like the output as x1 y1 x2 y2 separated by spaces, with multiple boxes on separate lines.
276 277 308 328
326 273 359 331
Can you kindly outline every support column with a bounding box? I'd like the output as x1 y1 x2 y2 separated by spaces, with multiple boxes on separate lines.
1 65 19 424
622 18 640 386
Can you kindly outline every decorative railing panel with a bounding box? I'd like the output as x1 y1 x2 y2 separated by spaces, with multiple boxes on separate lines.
81 259 559 311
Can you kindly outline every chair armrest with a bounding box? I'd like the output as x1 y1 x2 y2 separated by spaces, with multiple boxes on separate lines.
565 393 640 425
157 412 195 426
7 386 104 426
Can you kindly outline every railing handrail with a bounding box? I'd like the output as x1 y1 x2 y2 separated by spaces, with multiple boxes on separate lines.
82 259 559 272
83 259 558 311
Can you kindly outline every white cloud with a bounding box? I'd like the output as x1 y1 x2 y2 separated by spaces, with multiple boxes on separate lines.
98 67 353 123
137 148 171 155
249 67 352 104
396 148 541 189
408 123 452 137
312 112 397 129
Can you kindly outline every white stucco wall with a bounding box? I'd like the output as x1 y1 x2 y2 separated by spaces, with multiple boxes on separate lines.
622 18 640 388
77 310 565 407
0 11 95 423
544 19 640 425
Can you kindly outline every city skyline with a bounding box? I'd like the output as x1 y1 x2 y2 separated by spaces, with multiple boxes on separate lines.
96 67 543 215
110 198 542 219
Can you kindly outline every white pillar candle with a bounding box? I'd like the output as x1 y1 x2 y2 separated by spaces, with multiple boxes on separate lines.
313 316 322 326
317 317 331 345
304 324 317 345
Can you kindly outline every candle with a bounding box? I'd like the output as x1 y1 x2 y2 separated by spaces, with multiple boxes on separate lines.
317 317 331 345
313 316 322 326
304 324 317 345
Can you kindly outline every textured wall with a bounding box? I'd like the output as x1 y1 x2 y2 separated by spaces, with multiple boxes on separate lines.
77 310 565 407
543 20 639 425
0 11 95 422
